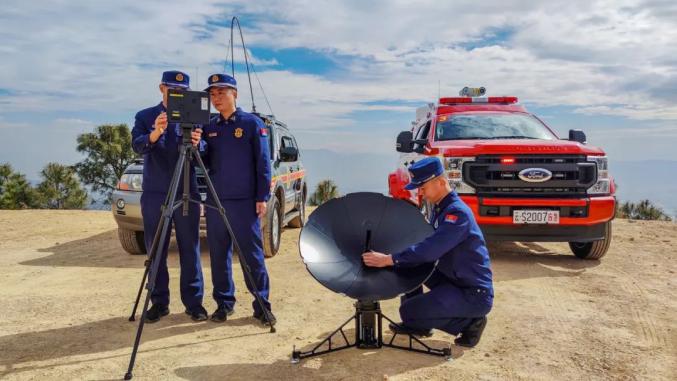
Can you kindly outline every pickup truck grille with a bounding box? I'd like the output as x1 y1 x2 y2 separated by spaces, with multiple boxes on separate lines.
463 155 597 198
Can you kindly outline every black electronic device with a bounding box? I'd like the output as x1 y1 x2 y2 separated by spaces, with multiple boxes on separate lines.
292 192 451 363
166 89 211 126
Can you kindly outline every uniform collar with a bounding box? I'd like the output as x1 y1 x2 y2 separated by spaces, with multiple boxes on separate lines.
157 102 166 112
217 107 243 124
434 191 457 214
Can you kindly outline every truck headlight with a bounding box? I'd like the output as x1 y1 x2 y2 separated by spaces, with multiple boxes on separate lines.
118 173 143 192
587 155 610 195
444 157 475 194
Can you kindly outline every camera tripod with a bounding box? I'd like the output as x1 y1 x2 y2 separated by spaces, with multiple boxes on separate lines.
124 124 276 380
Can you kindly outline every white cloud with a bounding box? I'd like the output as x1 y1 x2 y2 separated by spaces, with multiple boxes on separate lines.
1 0 677 163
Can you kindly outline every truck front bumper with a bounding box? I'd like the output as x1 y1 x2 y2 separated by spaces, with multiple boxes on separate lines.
460 195 616 242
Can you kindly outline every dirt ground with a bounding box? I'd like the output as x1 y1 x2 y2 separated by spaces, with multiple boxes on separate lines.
0 210 675 380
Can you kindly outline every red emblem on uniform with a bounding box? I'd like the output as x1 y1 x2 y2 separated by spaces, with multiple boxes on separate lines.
260 128 268 137
444 214 458 223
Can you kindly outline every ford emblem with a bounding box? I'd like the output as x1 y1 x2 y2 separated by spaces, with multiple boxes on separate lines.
518 168 552 183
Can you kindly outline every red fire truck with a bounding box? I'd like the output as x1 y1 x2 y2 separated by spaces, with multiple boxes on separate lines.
388 87 615 259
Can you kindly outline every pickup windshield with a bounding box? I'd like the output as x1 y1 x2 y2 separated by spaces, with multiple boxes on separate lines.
435 113 557 141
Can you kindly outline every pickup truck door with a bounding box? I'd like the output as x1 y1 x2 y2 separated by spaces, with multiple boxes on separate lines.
279 133 297 212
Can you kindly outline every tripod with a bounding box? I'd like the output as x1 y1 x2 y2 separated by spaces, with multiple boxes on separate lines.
291 300 451 363
124 124 276 380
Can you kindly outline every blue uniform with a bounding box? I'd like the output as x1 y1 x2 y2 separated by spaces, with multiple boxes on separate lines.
391 191 493 335
131 102 204 309
201 108 272 314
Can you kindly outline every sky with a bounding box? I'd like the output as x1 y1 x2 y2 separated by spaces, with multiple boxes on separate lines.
1 0 677 183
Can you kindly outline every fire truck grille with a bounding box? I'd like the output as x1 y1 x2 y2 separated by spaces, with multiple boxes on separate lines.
463 155 597 198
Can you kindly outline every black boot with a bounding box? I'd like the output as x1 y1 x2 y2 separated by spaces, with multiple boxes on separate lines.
454 317 487 348
145 304 169 323
253 309 276 326
210 306 234 322
388 322 432 337
185 305 208 321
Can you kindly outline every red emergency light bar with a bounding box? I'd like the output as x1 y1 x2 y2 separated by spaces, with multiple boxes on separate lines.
439 96 518 105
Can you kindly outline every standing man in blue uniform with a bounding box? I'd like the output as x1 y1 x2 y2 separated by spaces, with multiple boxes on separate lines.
201 73 275 324
362 157 493 347
131 70 207 323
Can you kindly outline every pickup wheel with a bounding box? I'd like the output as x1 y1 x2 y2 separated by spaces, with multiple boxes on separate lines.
118 228 146 255
262 197 282 258
288 192 306 228
569 222 612 260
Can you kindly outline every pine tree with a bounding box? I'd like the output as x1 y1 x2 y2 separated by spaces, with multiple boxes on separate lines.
308 179 339 206
75 124 136 203
36 162 88 209
0 163 39 209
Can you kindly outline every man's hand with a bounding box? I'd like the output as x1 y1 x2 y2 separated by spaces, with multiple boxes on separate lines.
191 128 202 147
150 112 168 143
362 251 394 268
256 201 267 219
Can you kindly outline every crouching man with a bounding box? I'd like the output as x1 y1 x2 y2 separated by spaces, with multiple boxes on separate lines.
362 157 493 347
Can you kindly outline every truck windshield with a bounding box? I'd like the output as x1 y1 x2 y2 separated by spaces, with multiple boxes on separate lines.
435 113 557 141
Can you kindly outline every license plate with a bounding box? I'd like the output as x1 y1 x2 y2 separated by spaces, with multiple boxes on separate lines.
513 210 560 224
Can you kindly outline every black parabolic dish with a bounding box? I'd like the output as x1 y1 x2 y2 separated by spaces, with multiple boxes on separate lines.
299 192 436 301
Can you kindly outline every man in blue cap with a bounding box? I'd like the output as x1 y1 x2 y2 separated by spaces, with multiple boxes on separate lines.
131 70 207 323
200 73 274 324
362 157 493 348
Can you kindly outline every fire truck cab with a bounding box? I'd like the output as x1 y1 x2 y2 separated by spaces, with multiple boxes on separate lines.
388 88 616 259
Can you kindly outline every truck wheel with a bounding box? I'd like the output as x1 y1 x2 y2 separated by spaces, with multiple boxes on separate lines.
569 222 612 260
288 192 306 228
262 197 282 258
118 228 146 255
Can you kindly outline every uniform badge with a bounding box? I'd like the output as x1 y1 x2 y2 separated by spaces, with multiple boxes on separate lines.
444 214 458 223
176 73 184 81
208 132 217 137
211 74 219 83
260 128 268 137
234 128 243 138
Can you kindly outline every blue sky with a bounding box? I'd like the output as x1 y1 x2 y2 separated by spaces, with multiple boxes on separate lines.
1 0 677 182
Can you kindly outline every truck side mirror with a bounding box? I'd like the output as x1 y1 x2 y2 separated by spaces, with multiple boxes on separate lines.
412 139 428 153
396 131 413 153
569 129 587 144
280 146 298 162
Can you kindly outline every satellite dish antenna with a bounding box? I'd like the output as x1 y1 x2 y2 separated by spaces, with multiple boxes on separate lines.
292 193 451 363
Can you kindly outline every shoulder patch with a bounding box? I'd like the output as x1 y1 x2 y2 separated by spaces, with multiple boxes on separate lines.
444 214 459 224
260 127 268 137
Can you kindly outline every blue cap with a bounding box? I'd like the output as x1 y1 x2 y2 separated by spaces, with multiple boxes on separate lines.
205 73 237 91
161 70 190 89
404 157 445 190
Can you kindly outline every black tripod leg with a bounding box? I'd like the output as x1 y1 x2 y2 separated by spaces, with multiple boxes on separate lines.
128 190 172 321
192 150 276 332
182 145 191 216
124 147 188 380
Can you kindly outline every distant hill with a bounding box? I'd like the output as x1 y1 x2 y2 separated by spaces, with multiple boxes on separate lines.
612 160 677 218
300 149 398 196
